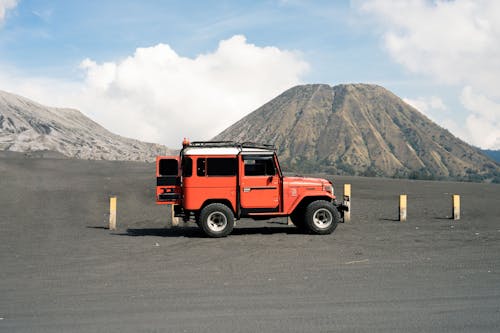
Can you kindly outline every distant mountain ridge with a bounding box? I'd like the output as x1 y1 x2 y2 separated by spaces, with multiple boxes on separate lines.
215 84 499 182
0 90 170 161
482 149 500 163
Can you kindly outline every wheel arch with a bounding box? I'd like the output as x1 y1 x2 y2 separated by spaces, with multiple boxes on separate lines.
290 196 333 215
200 199 236 214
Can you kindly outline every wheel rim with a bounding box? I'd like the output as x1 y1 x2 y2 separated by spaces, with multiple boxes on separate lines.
207 211 228 232
312 208 333 229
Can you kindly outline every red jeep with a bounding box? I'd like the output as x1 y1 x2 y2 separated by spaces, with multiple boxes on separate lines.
156 141 346 237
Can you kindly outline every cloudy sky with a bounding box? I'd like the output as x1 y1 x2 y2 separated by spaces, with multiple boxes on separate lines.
0 0 498 149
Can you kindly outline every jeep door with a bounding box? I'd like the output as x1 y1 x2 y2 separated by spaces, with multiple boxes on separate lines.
156 156 181 204
240 154 281 212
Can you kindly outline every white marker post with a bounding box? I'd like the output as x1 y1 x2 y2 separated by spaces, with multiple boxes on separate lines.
399 194 407 222
343 184 351 223
452 194 460 220
171 204 180 227
109 196 117 230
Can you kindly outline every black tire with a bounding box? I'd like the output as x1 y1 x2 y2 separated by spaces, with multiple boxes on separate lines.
199 203 234 238
304 200 339 235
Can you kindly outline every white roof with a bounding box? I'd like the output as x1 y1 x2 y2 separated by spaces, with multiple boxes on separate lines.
183 146 273 156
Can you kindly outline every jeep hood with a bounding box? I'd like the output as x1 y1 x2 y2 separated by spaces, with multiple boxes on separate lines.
283 176 330 187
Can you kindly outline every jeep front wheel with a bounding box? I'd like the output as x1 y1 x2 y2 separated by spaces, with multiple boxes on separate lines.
305 200 339 235
199 203 234 238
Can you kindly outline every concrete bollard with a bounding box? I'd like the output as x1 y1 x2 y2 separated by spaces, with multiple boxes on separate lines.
343 184 351 223
109 196 117 230
399 194 407 222
452 194 460 220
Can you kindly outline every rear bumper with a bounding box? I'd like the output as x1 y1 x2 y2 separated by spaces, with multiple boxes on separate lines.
157 193 181 201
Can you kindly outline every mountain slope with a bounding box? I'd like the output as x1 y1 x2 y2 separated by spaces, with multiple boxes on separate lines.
215 84 499 181
0 90 169 161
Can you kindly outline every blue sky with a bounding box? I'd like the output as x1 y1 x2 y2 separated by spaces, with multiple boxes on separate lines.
1 1 389 81
0 0 499 149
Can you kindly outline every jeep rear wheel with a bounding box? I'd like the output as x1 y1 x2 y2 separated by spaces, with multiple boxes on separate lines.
305 200 339 234
199 203 234 238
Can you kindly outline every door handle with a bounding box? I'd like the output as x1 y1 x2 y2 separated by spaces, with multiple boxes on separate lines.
244 186 277 191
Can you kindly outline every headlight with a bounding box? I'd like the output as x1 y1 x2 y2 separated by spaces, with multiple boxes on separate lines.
323 184 334 196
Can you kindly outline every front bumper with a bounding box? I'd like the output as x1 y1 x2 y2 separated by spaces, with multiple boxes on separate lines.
333 200 349 220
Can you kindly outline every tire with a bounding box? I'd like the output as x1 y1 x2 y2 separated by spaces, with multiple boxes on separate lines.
304 200 339 235
199 203 234 238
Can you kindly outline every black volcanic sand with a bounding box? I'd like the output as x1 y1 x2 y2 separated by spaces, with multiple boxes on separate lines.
1 152 499 332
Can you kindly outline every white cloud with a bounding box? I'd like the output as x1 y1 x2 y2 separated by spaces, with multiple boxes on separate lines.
32 8 53 22
404 96 447 119
0 0 18 24
460 86 500 149
1 35 309 147
359 0 500 149
403 96 467 139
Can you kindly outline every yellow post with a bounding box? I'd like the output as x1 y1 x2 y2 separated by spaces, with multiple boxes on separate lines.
287 216 293 226
399 194 407 222
452 194 460 220
109 196 117 230
343 184 351 222
170 204 180 227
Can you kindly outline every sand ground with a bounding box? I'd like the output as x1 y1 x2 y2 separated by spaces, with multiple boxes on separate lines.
1 152 499 332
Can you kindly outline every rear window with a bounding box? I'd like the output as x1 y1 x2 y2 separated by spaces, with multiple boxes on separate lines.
159 159 178 176
197 157 237 176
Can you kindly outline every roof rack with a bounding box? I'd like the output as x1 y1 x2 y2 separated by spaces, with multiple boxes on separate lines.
189 141 239 148
187 141 275 151
241 142 276 150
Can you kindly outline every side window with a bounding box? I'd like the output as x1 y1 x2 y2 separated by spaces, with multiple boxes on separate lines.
196 157 237 177
159 159 178 176
243 156 276 176
182 157 192 177
197 158 206 176
207 158 237 176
